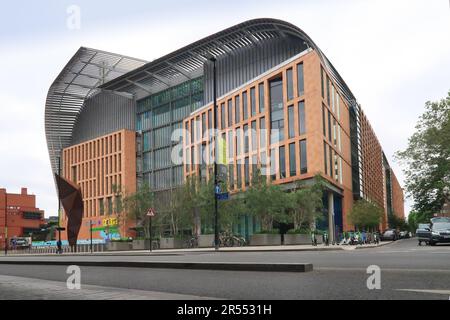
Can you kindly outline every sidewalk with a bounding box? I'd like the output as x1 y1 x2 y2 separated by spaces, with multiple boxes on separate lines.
3 241 393 257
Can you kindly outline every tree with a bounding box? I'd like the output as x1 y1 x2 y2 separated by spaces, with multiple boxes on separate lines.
245 169 287 231
407 211 430 233
286 175 325 230
396 91 450 219
122 183 154 239
348 199 383 231
388 214 408 231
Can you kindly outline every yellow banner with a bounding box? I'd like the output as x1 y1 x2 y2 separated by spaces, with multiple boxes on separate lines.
217 136 227 165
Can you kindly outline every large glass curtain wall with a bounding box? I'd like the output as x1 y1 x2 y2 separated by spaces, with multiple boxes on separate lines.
137 77 204 190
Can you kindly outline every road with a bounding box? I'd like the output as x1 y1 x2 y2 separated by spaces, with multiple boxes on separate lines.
0 238 449 300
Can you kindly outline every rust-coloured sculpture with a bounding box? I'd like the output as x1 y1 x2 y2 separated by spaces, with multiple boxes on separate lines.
55 174 83 251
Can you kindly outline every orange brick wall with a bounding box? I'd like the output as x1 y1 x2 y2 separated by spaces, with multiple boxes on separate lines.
61 129 136 241
391 170 405 219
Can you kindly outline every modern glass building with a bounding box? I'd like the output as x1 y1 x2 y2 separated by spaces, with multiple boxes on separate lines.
45 19 404 242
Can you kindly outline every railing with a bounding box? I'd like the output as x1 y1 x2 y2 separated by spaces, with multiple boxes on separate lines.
7 244 107 255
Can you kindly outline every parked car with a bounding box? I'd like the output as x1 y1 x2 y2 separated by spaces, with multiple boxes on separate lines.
416 223 431 246
381 229 398 241
429 222 450 246
399 231 410 239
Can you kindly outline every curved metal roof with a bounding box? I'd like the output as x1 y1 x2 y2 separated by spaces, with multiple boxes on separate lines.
46 18 358 181
100 18 356 104
45 47 147 176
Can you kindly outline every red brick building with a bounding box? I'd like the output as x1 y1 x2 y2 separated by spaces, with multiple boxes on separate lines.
0 188 45 249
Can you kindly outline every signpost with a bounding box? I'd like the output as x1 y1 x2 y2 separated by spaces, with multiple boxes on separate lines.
146 208 156 252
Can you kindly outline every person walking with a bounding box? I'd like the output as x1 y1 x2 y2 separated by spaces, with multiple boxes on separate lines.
56 239 62 254
311 231 317 246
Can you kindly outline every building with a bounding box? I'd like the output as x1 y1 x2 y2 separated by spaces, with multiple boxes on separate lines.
45 19 404 243
0 188 45 249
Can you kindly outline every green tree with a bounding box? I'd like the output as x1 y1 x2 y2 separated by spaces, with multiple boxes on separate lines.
286 175 325 230
122 183 154 239
388 214 408 230
407 211 430 233
396 91 450 218
348 199 383 231
245 169 287 231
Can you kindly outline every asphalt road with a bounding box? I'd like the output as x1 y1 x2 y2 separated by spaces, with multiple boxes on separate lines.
0 238 449 300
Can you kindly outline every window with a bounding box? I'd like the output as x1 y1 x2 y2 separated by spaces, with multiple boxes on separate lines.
259 117 266 149
288 105 295 138
228 100 233 127
243 91 248 120
270 149 276 181
270 77 284 144
339 157 343 184
236 127 242 156
251 121 257 152
229 163 235 189
297 63 304 97
322 104 326 137
202 113 206 138
298 101 306 135
327 77 331 106
237 161 242 188
259 83 265 113
287 68 294 101
300 140 307 174
244 125 249 153
208 109 213 130
331 86 336 112
328 111 332 142
245 157 250 186
329 145 333 178
251 155 258 180
279 146 286 179
235 95 241 123
289 143 296 177
107 197 113 215
190 119 194 143
337 94 341 121
250 87 256 116
221 103 226 129
321 68 325 98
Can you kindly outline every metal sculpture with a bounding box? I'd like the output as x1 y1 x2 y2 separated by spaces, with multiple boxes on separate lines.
54 174 83 250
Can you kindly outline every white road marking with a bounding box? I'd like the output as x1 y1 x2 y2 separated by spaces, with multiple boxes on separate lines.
396 289 450 295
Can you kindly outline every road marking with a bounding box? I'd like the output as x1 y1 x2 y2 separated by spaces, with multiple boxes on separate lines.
316 267 450 273
396 289 450 295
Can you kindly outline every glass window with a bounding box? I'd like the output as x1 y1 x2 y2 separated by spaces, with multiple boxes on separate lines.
235 95 241 123
297 63 304 97
259 83 265 113
228 100 233 127
236 127 242 156
270 77 284 144
328 111 332 142
289 143 296 177
260 117 266 149
329 145 333 178
245 157 250 186
287 68 294 101
300 140 307 174
251 121 257 152
321 68 325 98
202 113 206 138
237 161 242 189
332 86 336 112
279 146 286 179
250 87 256 116
298 101 306 135
288 105 295 138
229 163 235 189
208 109 212 130
221 103 226 129
190 119 194 144
327 77 331 106
270 149 276 181
243 91 248 120
323 142 328 175
322 104 326 137
337 95 341 121
251 155 258 180
244 124 249 154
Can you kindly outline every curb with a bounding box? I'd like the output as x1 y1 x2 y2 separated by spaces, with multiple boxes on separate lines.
0 260 313 273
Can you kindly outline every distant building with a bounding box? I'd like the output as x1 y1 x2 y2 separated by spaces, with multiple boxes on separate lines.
0 188 45 249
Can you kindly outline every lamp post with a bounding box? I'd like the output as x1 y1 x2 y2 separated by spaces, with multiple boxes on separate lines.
90 220 93 253
206 54 219 251
57 157 62 248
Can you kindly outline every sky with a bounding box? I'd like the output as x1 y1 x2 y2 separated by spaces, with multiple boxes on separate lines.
0 0 449 219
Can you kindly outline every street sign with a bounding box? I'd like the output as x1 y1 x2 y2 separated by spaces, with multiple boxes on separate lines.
216 192 229 201
146 208 156 217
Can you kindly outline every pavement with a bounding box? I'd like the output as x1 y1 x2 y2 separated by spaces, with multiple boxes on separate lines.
0 238 449 300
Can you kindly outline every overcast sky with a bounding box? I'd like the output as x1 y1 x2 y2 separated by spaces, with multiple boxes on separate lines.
0 0 449 218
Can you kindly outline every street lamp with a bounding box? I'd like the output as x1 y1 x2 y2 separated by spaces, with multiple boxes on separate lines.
205 53 219 251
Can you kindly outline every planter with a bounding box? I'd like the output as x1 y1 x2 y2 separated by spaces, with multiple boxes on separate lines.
284 234 311 245
106 242 132 251
250 234 282 246
198 234 215 248
132 240 151 250
159 237 184 249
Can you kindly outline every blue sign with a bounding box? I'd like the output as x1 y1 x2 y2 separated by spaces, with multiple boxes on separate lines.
216 192 229 201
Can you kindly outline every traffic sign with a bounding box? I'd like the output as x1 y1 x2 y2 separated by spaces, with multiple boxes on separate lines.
146 208 156 217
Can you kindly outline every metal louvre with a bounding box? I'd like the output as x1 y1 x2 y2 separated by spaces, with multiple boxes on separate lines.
100 18 356 105
45 47 147 179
